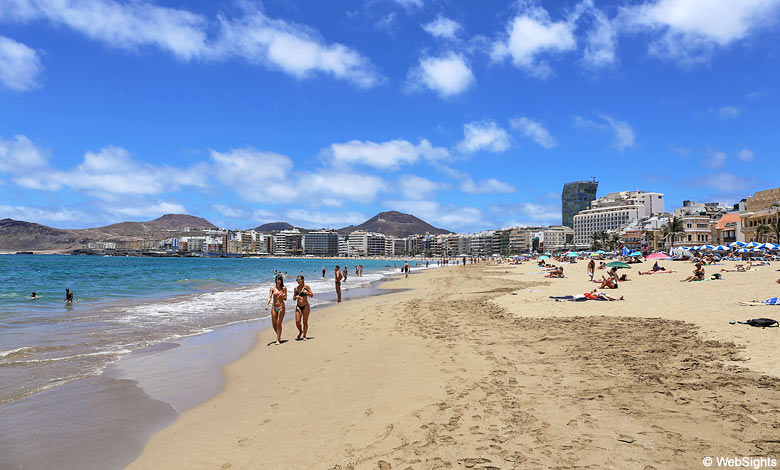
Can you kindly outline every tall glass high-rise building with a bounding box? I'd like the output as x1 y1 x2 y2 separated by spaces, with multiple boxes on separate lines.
561 180 599 228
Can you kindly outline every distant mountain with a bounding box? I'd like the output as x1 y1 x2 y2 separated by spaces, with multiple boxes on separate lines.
253 222 295 232
0 219 85 252
338 211 451 238
88 214 216 237
0 214 217 252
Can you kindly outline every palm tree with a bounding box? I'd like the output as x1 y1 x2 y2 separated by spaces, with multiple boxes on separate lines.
662 216 684 249
590 231 608 251
608 233 621 251
756 220 780 242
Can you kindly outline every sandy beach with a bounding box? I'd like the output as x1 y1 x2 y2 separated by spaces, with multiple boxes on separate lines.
128 260 780 469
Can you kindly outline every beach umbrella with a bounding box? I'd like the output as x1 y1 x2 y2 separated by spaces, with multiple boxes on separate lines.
566 252 579 257
714 245 729 251
647 253 671 260
744 242 760 248
758 243 779 250
605 261 631 269
736 248 750 253
544 252 552 256
629 251 642 257
728 241 745 248
701 244 714 251
538 255 550 260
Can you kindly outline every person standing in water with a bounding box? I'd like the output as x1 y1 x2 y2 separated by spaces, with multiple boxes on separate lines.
265 275 287 345
334 265 343 303
404 261 410 278
64 288 73 303
322 266 326 277
342 265 348 282
293 275 313 341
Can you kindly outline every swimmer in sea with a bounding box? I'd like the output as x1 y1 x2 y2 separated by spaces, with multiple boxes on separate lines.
30 292 37 299
64 288 73 303
266 275 287 345
293 275 313 340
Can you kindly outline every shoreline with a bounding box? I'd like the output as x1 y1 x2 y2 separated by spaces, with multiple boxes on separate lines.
129 259 780 469
0 264 420 470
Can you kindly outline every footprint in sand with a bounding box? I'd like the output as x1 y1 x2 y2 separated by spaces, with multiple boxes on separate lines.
377 460 392 469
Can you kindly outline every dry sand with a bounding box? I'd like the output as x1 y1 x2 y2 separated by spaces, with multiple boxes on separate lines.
129 260 780 469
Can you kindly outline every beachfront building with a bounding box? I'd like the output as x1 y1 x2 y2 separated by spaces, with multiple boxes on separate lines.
561 179 599 228
470 231 494 256
274 229 303 256
348 231 368 256
740 187 780 242
713 213 745 245
508 228 532 254
367 232 386 256
542 226 575 252
338 235 348 257
573 191 664 248
303 230 339 257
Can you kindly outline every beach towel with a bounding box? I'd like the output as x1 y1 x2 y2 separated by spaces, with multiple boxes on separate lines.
764 297 780 305
738 318 779 328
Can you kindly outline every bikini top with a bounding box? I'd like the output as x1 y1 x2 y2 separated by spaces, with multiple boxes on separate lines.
295 287 308 297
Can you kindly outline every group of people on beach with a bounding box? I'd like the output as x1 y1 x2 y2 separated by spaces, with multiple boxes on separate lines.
266 274 313 346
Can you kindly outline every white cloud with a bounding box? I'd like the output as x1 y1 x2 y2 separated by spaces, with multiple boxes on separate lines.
458 120 510 154
398 175 444 199
0 205 87 224
212 204 246 218
704 150 727 168
0 35 42 91
301 170 386 203
509 117 557 148
738 149 755 162
111 201 187 218
392 0 423 8
422 17 461 39
582 4 618 67
460 178 516 194
286 209 366 227
712 105 741 119
211 8 382 88
211 148 293 203
407 52 475 97
326 138 448 170
699 172 755 193
491 4 577 78
575 113 636 151
621 0 780 64
511 202 562 225
0 134 50 173
1 0 381 88
383 199 485 230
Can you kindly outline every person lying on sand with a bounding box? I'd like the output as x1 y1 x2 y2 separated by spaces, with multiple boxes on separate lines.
550 290 623 301
722 261 752 272
681 263 705 282
546 266 564 278
639 262 676 275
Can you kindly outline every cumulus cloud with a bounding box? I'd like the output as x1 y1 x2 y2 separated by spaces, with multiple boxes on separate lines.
458 120 511 154
620 0 780 64
211 148 293 202
0 205 88 224
407 52 475 97
1 0 381 87
582 3 618 67
422 17 461 39
399 175 444 200
286 209 366 227
212 204 246 218
704 150 727 168
738 149 755 161
300 170 386 203
697 172 755 193
383 199 485 230
392 0 423 8
509 202 562 225
0 35 42 91
491 4 577 78
574 113 636 151
112 201 188 218
0 135 50 173
326 138 448 170
460 178 516 194
509 116 557 148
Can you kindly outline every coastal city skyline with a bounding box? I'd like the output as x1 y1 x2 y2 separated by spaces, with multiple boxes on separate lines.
1 0 778 232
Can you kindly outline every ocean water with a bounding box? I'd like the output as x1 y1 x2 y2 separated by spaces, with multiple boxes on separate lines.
0 254 419 406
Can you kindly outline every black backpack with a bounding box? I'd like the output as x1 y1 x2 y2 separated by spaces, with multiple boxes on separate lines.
740 318 779 328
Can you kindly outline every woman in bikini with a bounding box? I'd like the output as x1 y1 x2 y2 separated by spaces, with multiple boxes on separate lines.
293 275 313 341
266 275 287 345
681 263 705 282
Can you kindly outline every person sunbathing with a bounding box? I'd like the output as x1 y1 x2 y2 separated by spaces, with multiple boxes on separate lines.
681 263 705 282
598 262 606 270
596 275 618 289
546 266 564 278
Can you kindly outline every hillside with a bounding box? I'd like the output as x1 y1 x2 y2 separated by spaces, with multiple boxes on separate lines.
338 211 451 238
0 219 85 252
253 222 295 232
88 214 216 237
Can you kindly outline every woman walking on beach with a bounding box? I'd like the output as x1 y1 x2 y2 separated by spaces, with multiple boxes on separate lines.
587 259 595 281
266 275 287 345
293 276 313 341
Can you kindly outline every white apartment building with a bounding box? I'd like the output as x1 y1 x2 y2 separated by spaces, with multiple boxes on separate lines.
470 231 494 255
348 231 367 257
367 232 386 256
574 191 665 248
303 230 339 256
274 229 303 256
542 225 574 252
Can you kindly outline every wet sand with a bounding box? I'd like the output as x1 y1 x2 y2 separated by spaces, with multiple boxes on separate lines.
129 260 780 469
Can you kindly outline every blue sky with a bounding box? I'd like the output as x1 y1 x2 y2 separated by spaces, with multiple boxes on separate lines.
0 0 778 232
